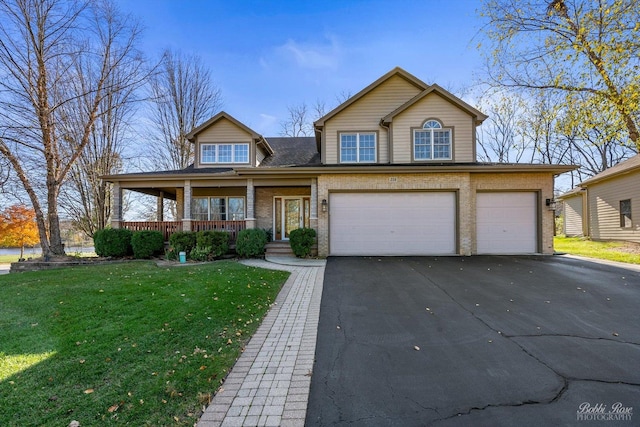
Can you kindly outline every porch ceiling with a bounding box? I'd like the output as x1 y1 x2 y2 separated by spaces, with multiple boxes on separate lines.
125 187 177 200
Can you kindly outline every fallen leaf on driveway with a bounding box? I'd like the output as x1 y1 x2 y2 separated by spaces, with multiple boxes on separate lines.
414 346 420 351
612 332 619 337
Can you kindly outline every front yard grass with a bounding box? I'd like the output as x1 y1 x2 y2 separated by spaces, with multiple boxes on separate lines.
554 236 640 265
0 261 289 426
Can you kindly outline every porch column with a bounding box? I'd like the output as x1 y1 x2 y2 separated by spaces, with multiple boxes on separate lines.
157 191 164 222
310 178 318 256
310 178 318 220
245 178 256 229
183 180 192 232
111 182 122 229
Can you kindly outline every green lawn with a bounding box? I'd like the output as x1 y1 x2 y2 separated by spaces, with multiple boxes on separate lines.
554 236 640 264
0 261 289 426
0 254 20 263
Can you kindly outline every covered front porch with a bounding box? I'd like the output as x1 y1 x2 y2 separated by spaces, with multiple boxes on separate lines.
109 173 319 243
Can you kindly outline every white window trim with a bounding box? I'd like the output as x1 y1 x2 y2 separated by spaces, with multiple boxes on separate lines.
192 196 246 221
200 143 250 164
339 132 377 163
413 125 452 161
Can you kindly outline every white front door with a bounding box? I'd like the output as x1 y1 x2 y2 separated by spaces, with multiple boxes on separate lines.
274 197 310 240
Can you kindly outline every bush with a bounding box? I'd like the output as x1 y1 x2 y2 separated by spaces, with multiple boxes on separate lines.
196 231 230 259
235 228 268 258
289 228 316 258
93 228 133 257
131 231 165 259
168 232 197 257
189 245 211 262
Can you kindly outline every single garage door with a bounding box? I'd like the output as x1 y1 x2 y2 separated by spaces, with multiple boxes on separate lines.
476 192 537 254
329 192 456 256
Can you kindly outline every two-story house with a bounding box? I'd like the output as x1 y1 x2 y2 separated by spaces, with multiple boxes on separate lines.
104 67 573 256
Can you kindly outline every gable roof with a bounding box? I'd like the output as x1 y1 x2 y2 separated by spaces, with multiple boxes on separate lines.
186 111 274 155
313 67 429 128
579 154 640 186
381 84 488 125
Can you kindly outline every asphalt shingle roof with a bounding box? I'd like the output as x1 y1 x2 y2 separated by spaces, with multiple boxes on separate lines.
258 137 320 167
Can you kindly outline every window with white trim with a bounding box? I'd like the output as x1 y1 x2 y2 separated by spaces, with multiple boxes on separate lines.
200 143 249 164
413 120 451 160
192 197 245 220
340 132 376 163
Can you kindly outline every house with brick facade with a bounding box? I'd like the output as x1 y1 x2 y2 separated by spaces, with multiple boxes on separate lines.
104 67 573 256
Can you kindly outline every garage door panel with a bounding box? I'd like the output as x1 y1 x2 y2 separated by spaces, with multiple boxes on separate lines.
330 192 456 256
477 192 537 254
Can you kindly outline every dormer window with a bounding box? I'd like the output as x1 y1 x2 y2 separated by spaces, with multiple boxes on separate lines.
414 119 452 161
201 143 249 164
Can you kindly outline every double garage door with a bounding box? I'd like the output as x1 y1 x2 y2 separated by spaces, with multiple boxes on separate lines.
329 192 537 256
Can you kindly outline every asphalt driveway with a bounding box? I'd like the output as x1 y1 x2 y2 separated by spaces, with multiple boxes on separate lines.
306 256 640 426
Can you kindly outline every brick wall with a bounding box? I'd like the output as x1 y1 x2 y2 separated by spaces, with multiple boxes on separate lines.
255 187 311 231
316 172 555 257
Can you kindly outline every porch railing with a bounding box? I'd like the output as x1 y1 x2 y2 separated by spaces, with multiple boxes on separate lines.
120 221 183 241
191 220 246 242
120 220 246 242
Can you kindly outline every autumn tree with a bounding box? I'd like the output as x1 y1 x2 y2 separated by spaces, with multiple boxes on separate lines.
0 0 146 256
479 0 640 147
0 204 39 259
148 49 222 171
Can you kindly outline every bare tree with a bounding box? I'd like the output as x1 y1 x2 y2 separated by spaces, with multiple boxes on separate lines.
148 49 222 171
0 0 147 257
280 103 313 137
476 90 529 162
480 0 640 146
60 45 144 238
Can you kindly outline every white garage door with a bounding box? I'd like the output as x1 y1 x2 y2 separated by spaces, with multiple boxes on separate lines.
329 192 456 256
476 192 537 254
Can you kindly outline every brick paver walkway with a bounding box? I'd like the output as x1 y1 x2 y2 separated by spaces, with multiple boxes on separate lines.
197 260 325 427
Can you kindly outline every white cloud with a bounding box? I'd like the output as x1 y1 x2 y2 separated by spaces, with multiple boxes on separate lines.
272 35 341 70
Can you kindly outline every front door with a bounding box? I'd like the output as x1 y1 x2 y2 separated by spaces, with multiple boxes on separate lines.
274 197 310 240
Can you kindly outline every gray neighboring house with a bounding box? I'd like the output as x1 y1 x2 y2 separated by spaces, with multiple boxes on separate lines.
559 154 640 242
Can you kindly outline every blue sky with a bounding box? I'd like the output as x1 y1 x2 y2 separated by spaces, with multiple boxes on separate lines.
115 0 484 136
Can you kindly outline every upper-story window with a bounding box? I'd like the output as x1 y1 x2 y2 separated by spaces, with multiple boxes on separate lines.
201 143 250 164
340 132 376 163
414 119 451 161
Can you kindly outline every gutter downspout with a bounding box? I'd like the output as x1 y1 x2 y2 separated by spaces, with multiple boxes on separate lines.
380 119 391 164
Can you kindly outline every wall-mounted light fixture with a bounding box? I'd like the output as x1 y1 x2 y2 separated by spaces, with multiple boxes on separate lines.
545 198 557 210
321 199 328 212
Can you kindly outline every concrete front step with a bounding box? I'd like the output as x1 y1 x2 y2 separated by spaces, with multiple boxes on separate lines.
265 241 294 256
265 241 318 257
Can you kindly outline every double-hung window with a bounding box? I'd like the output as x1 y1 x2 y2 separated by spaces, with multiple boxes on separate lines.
413 120 451 160
340 132 376 163
620 199 632 228
200 143 250 164
192 197 245 220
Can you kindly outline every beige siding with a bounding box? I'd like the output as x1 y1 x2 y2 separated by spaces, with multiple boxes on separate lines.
256 145 268 165
563 194 584 237
195 117 254 168
323 75 422 164
198 117 252 142
588 172 640 242
391 93 475 163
